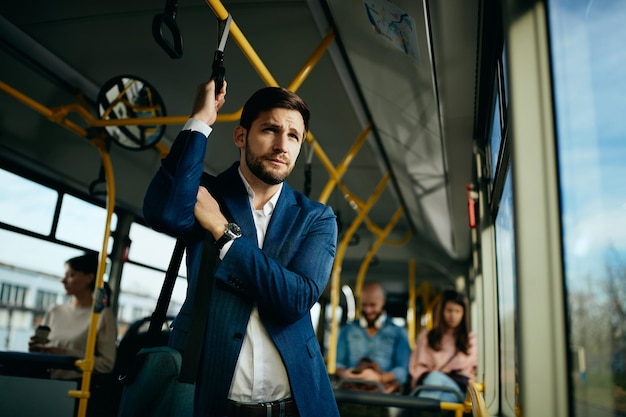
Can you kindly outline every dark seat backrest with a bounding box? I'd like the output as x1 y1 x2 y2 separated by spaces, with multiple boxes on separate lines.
114 315 173 379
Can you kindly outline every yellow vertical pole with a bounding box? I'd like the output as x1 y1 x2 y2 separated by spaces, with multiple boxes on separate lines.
70 136 116 417
407 259 416 350
327 174 390 375
354 207 404 319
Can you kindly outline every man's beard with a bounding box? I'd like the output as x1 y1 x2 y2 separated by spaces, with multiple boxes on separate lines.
245 143 292 185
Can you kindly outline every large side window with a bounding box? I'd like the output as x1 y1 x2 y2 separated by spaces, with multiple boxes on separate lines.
548 1 626 415
0 167 112 351
494 170 517 414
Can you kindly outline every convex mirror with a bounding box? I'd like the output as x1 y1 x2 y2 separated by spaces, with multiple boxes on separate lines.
97 75 166 150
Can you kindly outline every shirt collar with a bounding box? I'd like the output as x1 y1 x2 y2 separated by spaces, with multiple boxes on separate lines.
237 167 283 215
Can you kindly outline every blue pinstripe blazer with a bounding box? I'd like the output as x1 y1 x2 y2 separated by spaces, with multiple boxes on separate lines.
143 129 339 417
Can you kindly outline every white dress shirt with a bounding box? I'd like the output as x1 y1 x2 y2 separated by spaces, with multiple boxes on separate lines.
185 117 291 402
227 170 291 402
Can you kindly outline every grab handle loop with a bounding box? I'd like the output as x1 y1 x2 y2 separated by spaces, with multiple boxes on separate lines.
152 0 183 59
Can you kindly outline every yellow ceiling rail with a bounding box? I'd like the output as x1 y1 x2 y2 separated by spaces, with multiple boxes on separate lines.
287 28 335 92
354 206 405 319
327 173 390 375
0 77 243 130
334 177 412 242
363 216 413 246
2 1 334 158
206 0 279 87
318 125 372 204
0 81 87 137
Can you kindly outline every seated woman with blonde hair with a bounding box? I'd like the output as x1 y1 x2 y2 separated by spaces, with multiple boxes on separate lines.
408 289 477 403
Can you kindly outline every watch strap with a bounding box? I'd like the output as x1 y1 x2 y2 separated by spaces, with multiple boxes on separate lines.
215 223 241 250
215 233 231 250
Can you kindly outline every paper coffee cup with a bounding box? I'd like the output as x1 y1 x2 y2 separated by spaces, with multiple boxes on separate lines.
34 325 51 344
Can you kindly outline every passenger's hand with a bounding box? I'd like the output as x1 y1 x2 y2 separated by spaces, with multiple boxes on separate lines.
190 80 227 126
194 186 228 240
28 335 43 352
29 336 65 355
34 345 67 355
355 367 382 382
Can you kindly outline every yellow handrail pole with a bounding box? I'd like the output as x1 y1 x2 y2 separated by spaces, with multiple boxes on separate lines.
327 173 390 375
287 28 335 93
206 0 279 87
0 81 87 137
69 135 116 417
336 181 405 240
308 133 342 204
318 125 372 204
362 214 412 245
354 207 404 319
407 259 416 349
440 402 467 417
86 111 241 127
332 179 413 246
0 80 242 131
424 292 441 331
155 142 171 158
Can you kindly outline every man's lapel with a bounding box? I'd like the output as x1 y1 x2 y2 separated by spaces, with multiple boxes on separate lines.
214 164 258 247
263 183 301 260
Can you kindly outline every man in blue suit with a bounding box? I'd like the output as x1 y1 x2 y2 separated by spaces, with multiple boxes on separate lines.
143 79 339 417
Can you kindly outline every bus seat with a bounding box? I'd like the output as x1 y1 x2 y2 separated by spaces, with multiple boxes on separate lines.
114 315 173 380
108 315 173 413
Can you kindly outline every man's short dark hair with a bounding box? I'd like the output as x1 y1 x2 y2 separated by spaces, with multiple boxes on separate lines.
240 87 310 135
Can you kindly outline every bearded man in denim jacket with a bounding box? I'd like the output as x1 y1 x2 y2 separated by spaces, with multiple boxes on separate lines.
335 282 410 392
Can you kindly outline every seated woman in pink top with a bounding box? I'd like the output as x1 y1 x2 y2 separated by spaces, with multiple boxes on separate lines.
408 289 477 402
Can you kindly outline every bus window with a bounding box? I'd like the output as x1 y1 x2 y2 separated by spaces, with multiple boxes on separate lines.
489 88 502 181
56 194 117 253
549 1 626 415
117 224 187 329
0 168 57 235
495 170 518 416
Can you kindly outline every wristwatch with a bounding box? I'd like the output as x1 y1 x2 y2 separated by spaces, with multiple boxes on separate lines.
215 222 242 250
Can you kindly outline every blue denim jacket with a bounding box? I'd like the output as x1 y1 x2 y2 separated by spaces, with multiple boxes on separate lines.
336 315 411 384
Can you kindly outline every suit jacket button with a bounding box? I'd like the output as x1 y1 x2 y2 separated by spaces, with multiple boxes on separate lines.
233 332 243 341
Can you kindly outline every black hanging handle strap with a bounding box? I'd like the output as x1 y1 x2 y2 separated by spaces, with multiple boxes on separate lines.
179 233 218 383
147 237 186 343
152 0 184 59
210 14 232 96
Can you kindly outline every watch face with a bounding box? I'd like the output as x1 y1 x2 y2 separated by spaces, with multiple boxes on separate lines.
226 223 242 238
